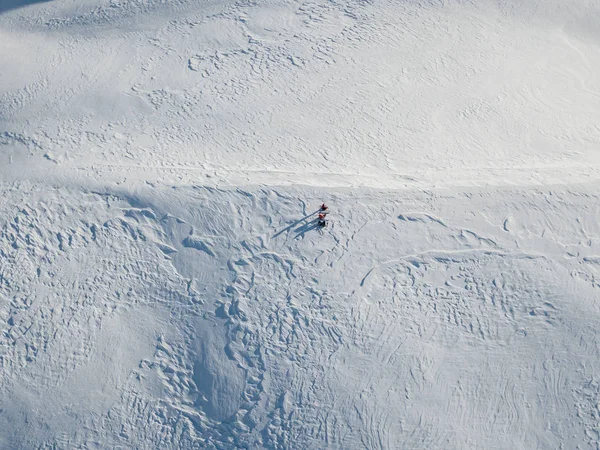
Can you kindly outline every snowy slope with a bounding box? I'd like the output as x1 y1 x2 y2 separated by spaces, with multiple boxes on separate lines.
1 0 600 188
2 184 600 449
1 0 600 449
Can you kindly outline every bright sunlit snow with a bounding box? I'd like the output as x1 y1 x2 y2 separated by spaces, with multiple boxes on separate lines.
1 0 600 448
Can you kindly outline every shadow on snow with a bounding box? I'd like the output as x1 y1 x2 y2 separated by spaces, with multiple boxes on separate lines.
273 209 319 238
273 209 327 239
0 0 53 15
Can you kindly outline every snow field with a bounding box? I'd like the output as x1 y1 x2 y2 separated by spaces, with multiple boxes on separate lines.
1 0 600 189
2 0 600 448
1 183 600 448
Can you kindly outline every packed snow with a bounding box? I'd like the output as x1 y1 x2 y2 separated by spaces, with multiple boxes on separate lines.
1 0 600 448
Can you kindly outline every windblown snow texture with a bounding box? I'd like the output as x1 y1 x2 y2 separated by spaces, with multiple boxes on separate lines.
1 0 600 448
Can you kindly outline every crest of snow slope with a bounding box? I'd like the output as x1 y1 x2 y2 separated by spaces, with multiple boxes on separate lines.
1 0 600 449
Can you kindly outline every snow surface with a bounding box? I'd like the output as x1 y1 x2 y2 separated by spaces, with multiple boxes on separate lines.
1 0 600 448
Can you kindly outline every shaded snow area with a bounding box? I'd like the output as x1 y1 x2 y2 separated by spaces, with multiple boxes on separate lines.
2 0 600 448
2 185 600 449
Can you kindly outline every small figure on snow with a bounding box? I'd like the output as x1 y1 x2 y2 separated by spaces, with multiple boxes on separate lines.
320 203 329 213
317 212 328 227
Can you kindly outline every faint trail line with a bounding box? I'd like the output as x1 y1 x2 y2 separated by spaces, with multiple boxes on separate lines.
57 162 600 190
74 162 420 179
359 249 547 287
